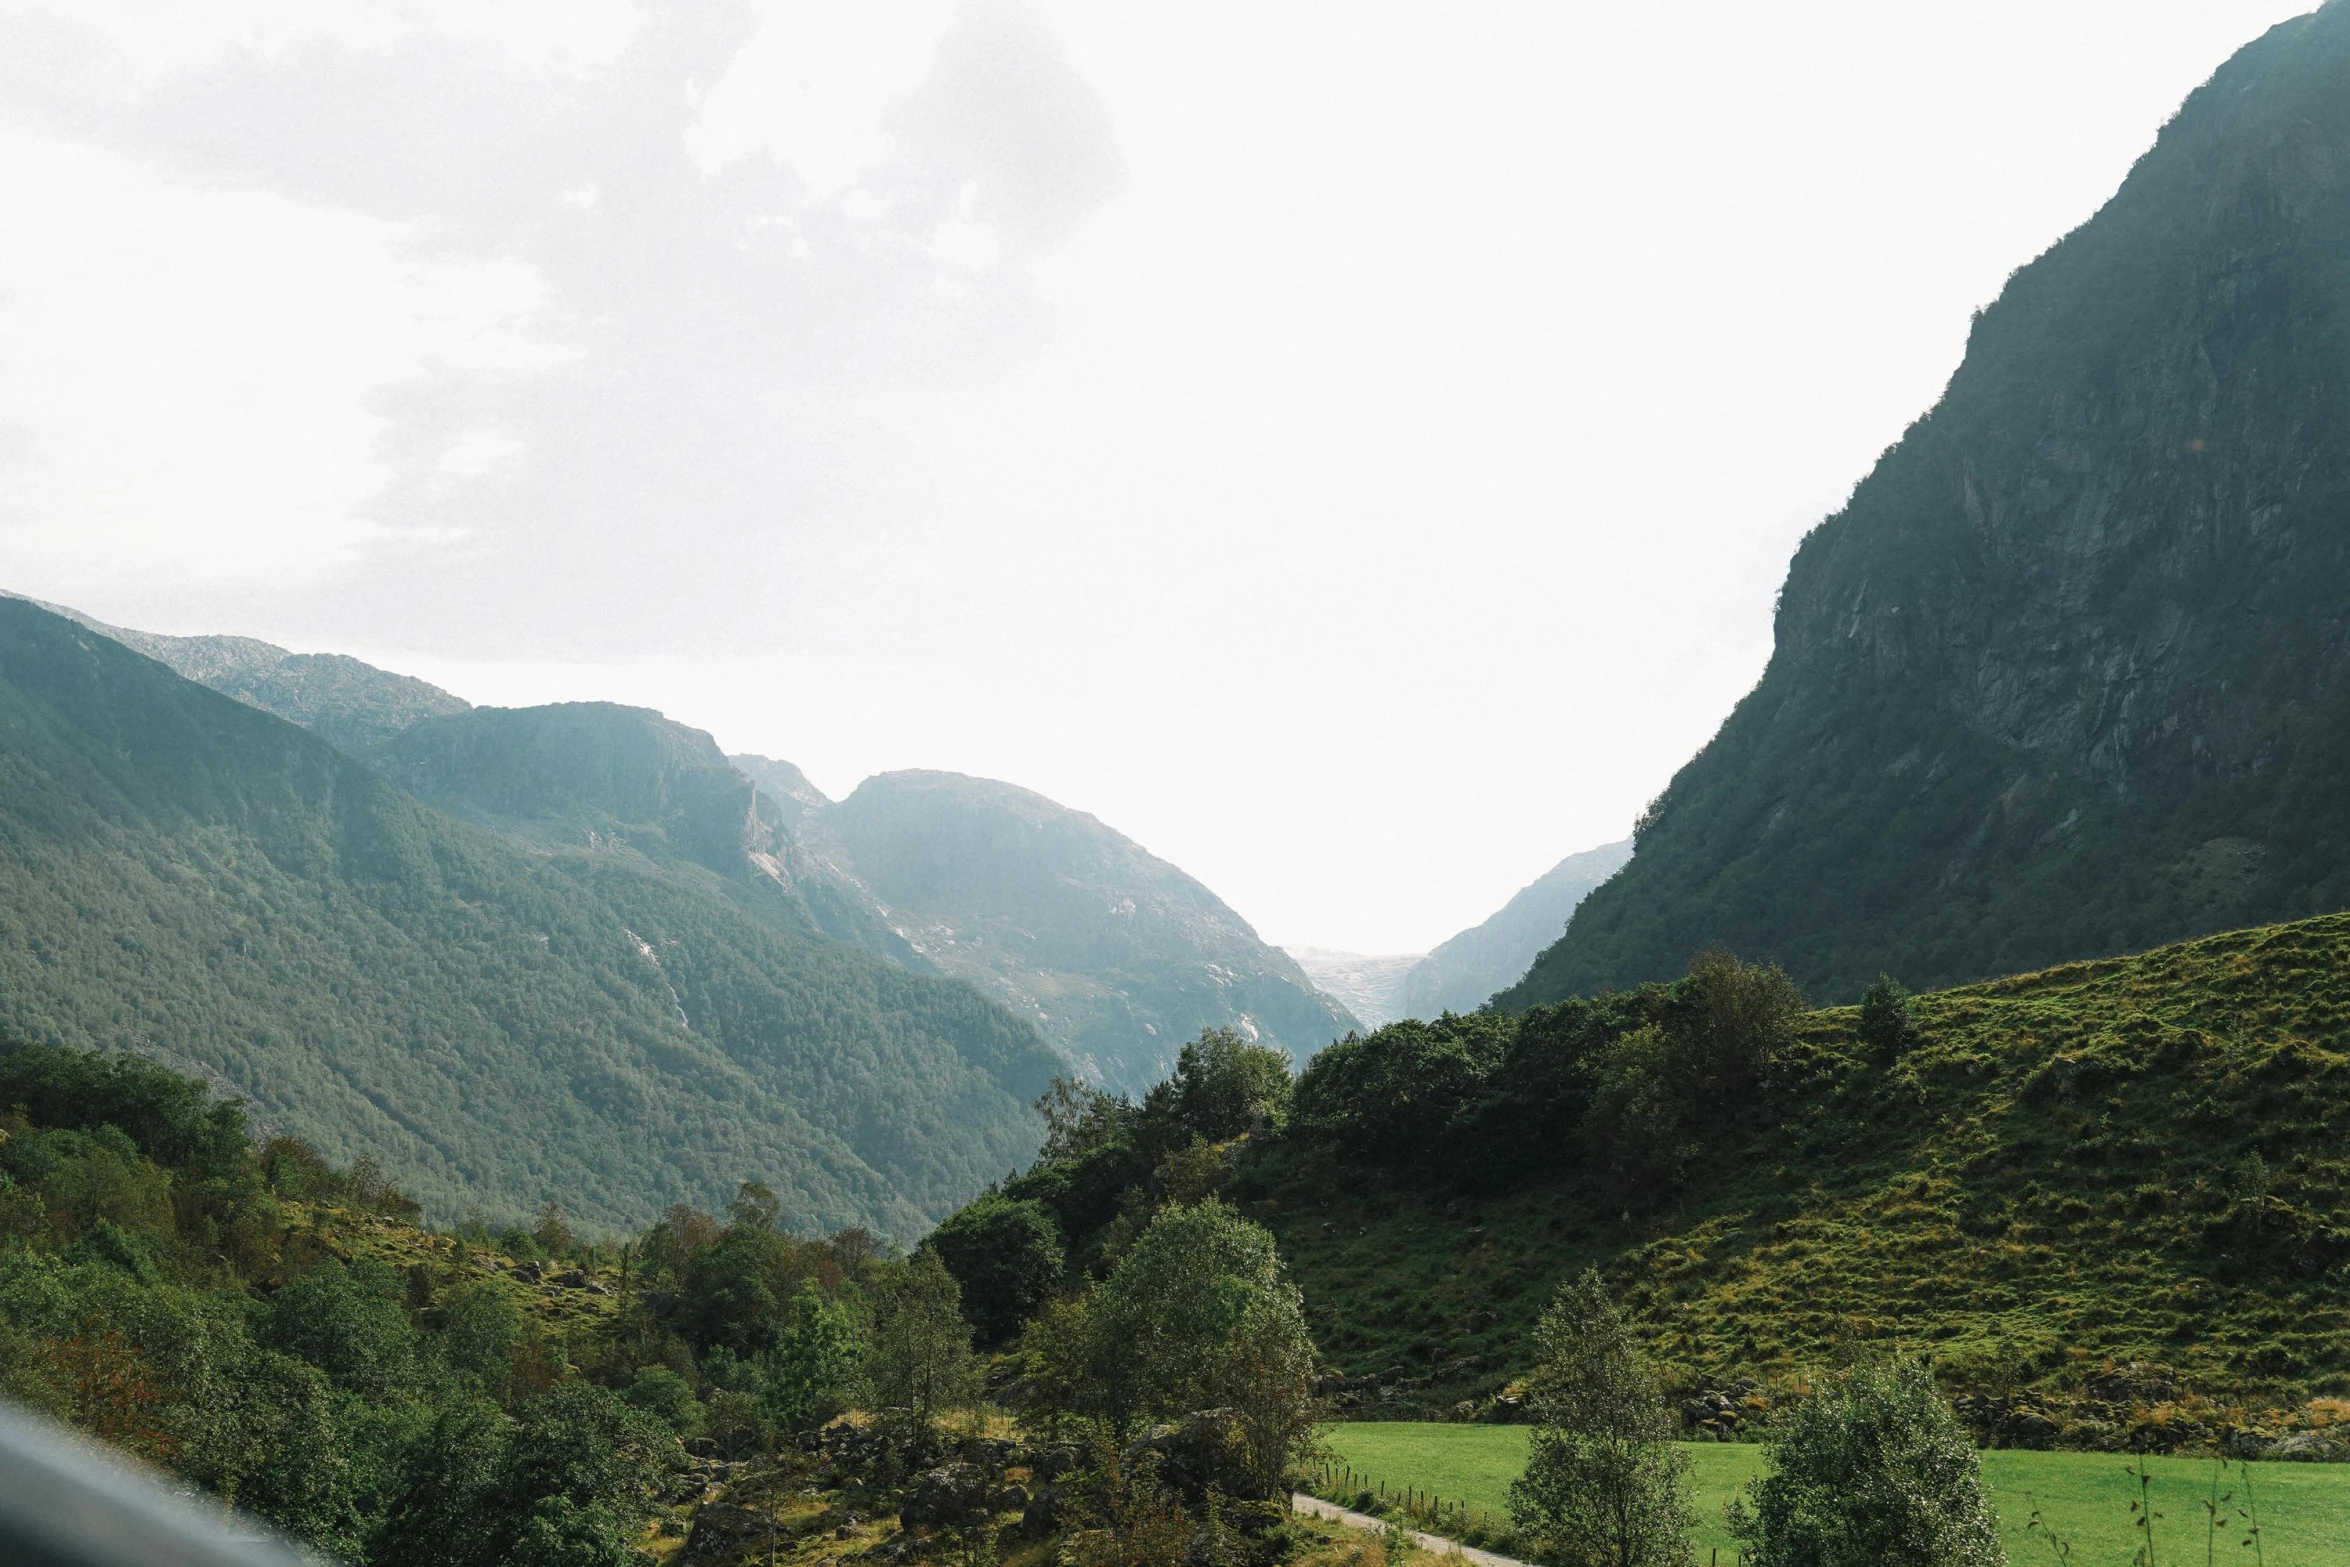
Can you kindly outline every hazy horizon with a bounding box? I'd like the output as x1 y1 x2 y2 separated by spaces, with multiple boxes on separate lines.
0 0 2315 951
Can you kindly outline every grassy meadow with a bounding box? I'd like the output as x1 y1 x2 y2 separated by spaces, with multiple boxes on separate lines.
1318 1422 2350 1564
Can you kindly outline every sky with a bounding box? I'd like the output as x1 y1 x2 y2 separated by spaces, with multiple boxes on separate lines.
0 0 2320 954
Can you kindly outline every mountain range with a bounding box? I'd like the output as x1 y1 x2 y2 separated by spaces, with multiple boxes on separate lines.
0 591 1359 1227
1507 2 2350 1009
739 766 1354 1093
0 597 1063 1235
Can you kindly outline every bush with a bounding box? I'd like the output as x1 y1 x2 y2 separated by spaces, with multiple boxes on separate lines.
1857 976 1922 1058
1729 1359 2002 1567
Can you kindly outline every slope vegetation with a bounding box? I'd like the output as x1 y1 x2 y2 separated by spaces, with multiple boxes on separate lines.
1248 914 2350 1431
0 599 1058 1233
1515 4 2350 1005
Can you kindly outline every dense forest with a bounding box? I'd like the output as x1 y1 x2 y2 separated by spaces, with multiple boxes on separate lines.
1511 1 2350 1007
0 1031 1325 1565
0 598 1062 1233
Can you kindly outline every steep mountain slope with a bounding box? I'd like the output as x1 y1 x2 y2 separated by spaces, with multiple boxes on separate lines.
0 598 1059 1233
1251 911 2350 1421
29 597 471 750
1398 840 1631 1018
1511 5 2350 1007
376 704 928 966
1285 950 1422 1029
782 769 1359 1092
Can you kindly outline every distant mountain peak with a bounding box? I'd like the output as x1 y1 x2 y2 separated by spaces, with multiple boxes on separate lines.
11 593 470 751
732 758 1361 1090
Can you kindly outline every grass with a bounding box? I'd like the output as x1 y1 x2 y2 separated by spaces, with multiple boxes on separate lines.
1319 1422 2350 1564
1246 914 2350 1422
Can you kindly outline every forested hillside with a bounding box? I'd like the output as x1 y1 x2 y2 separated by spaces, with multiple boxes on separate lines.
368 703 922 966
1513 2 2350 1006
0 599 1060 1233
759 767 1359 1093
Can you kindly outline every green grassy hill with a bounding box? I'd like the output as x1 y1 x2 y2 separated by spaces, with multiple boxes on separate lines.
0 598 1060 1234
1243 913 2350 1435
1513 2 2350 1006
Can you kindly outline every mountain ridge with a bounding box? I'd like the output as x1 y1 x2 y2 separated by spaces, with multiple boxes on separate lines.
0 596 1061 1234
17 594 472 750
1509 3 2350 1007
783 767 1361 1091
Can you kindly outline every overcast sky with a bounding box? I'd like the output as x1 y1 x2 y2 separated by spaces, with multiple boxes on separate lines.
0 0 2317 952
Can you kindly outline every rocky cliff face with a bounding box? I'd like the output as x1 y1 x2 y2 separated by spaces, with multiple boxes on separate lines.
1510 5 2350 1006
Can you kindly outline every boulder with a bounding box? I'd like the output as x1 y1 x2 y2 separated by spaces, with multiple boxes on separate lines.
2266 1430 2347 1462
900 1462 996 1533
684 1502 764 1557
1128 1409 1267 1505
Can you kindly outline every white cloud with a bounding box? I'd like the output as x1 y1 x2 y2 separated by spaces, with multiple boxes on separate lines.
0 122 566 591
0 0 643 99
687 2 955 192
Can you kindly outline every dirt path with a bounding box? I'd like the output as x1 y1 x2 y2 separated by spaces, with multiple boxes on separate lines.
1290 1493 1535 1567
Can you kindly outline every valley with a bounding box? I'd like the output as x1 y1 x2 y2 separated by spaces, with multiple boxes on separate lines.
9 5 2350 1565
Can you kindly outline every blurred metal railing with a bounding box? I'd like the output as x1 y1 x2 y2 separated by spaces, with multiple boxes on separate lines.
0 1403 314 1566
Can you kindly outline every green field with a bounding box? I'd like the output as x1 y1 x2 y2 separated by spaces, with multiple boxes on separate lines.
1320 1423 2350 1564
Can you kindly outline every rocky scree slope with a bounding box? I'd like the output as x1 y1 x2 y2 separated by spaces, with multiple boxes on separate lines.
1511 3 2350 1006
0 599 1058 1232
753 766 1361 1093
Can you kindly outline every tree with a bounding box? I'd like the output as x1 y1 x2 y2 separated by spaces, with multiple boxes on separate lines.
928 1193 1065 1346
258 1258 419 1398
1030 1199 1319 1497
441 1282 528 1393
759 1281 866 1432
534 1201 576 1261
1508 1269 1693 1567
868 1250 978 1429
621 1365 704 1436
1143 1029 1295 1152
1579 1025 1690 1195
1035 1077 1131 1165
1857 976 1921 1059
1678 948 1804 1105
1728 1359 2003 1567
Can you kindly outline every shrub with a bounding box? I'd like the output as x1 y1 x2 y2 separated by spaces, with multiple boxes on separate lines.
1729 1359 2002 1567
